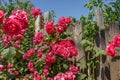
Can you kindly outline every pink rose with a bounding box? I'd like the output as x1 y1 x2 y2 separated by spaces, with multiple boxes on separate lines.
106 42 116 57
28 62 35 72
33 31 44 45
113 34 120 47
0 64 4 72
37 51 42 58
0 10 5 24
12 10 29 29
3 18 22 36
31 8 42 17
69 66 79 74
43 68 49 76
46 25 55 34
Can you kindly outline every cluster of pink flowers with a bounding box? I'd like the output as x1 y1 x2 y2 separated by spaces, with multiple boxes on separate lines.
1 9 29 48
3 10 28 36
31 7 42 17
52 40 78 58
106 34 120 57
0 63 19 78
45 17 72 35
23 48 35 60
46 21 55 34
0 8 79 80
56 17 72 33
28 62 41 80
33 31 44 45
54 66 78 80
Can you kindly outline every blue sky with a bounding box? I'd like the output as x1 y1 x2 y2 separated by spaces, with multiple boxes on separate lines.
31 0 90 21
30 0 113 21
5 0 113 21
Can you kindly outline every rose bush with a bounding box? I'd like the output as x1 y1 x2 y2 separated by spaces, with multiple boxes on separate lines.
0 7 79 80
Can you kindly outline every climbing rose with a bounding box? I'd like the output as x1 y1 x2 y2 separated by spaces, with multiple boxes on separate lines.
28 62 35 72
46 21 55 34
12 10 29 21
54 71 75 80
0 64 4 72
56 17 72 33
2 18 22 36
69 65 78 75
31 8 42 17
12 10 29 29
2 34 11 46
23 48 35 60
52 40 78 58
34 71 41 80
0 10 5 24
47 77 52 80
113 34 120 47
37 51 42 58
106 42 116 57
33 31 44 45
43 68 49 76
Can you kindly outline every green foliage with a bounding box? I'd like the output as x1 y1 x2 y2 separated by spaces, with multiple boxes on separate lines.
79 0 116 79
1 47 16 61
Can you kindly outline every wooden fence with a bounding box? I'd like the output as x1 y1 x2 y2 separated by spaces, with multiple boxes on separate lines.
35 9 119 80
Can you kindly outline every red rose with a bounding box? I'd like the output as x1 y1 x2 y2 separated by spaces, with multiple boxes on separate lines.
33 31 44 45
43 68 49 76
31 8 42 17
106 42 116 57
113 34 120 47
12 10 29 29
3 18 22 36
37 51 42 58
0 10 5 24
0 64 4 72
28 62 35 72
46 25 55 34
69 66 78 74
46 21 55 34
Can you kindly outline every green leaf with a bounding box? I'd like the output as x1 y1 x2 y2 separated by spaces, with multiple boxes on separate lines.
79 73 87 80
1 47 16 60
63 64 68 70
81 62 87 69
100 26 105 31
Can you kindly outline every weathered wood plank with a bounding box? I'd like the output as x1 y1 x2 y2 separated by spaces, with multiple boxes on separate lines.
95 8 110 80
35 15 40 33
105 22 119 80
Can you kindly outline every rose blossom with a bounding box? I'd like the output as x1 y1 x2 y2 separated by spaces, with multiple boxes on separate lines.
0 64 4 72
0 10 5 24
31 8 42 17
28 62 35 72
12 10 29 29
43 68 49 76
113 34 120 47
69 65 78 74
2 34 11 46
46 21 55 34
52 40 78 58
2 18 22 36
106 42 116 57
37 51 42 58
33 31 44 45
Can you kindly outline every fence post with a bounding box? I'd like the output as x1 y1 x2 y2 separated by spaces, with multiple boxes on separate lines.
95 8 110 80
35 15 40 33
73 22 85 69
